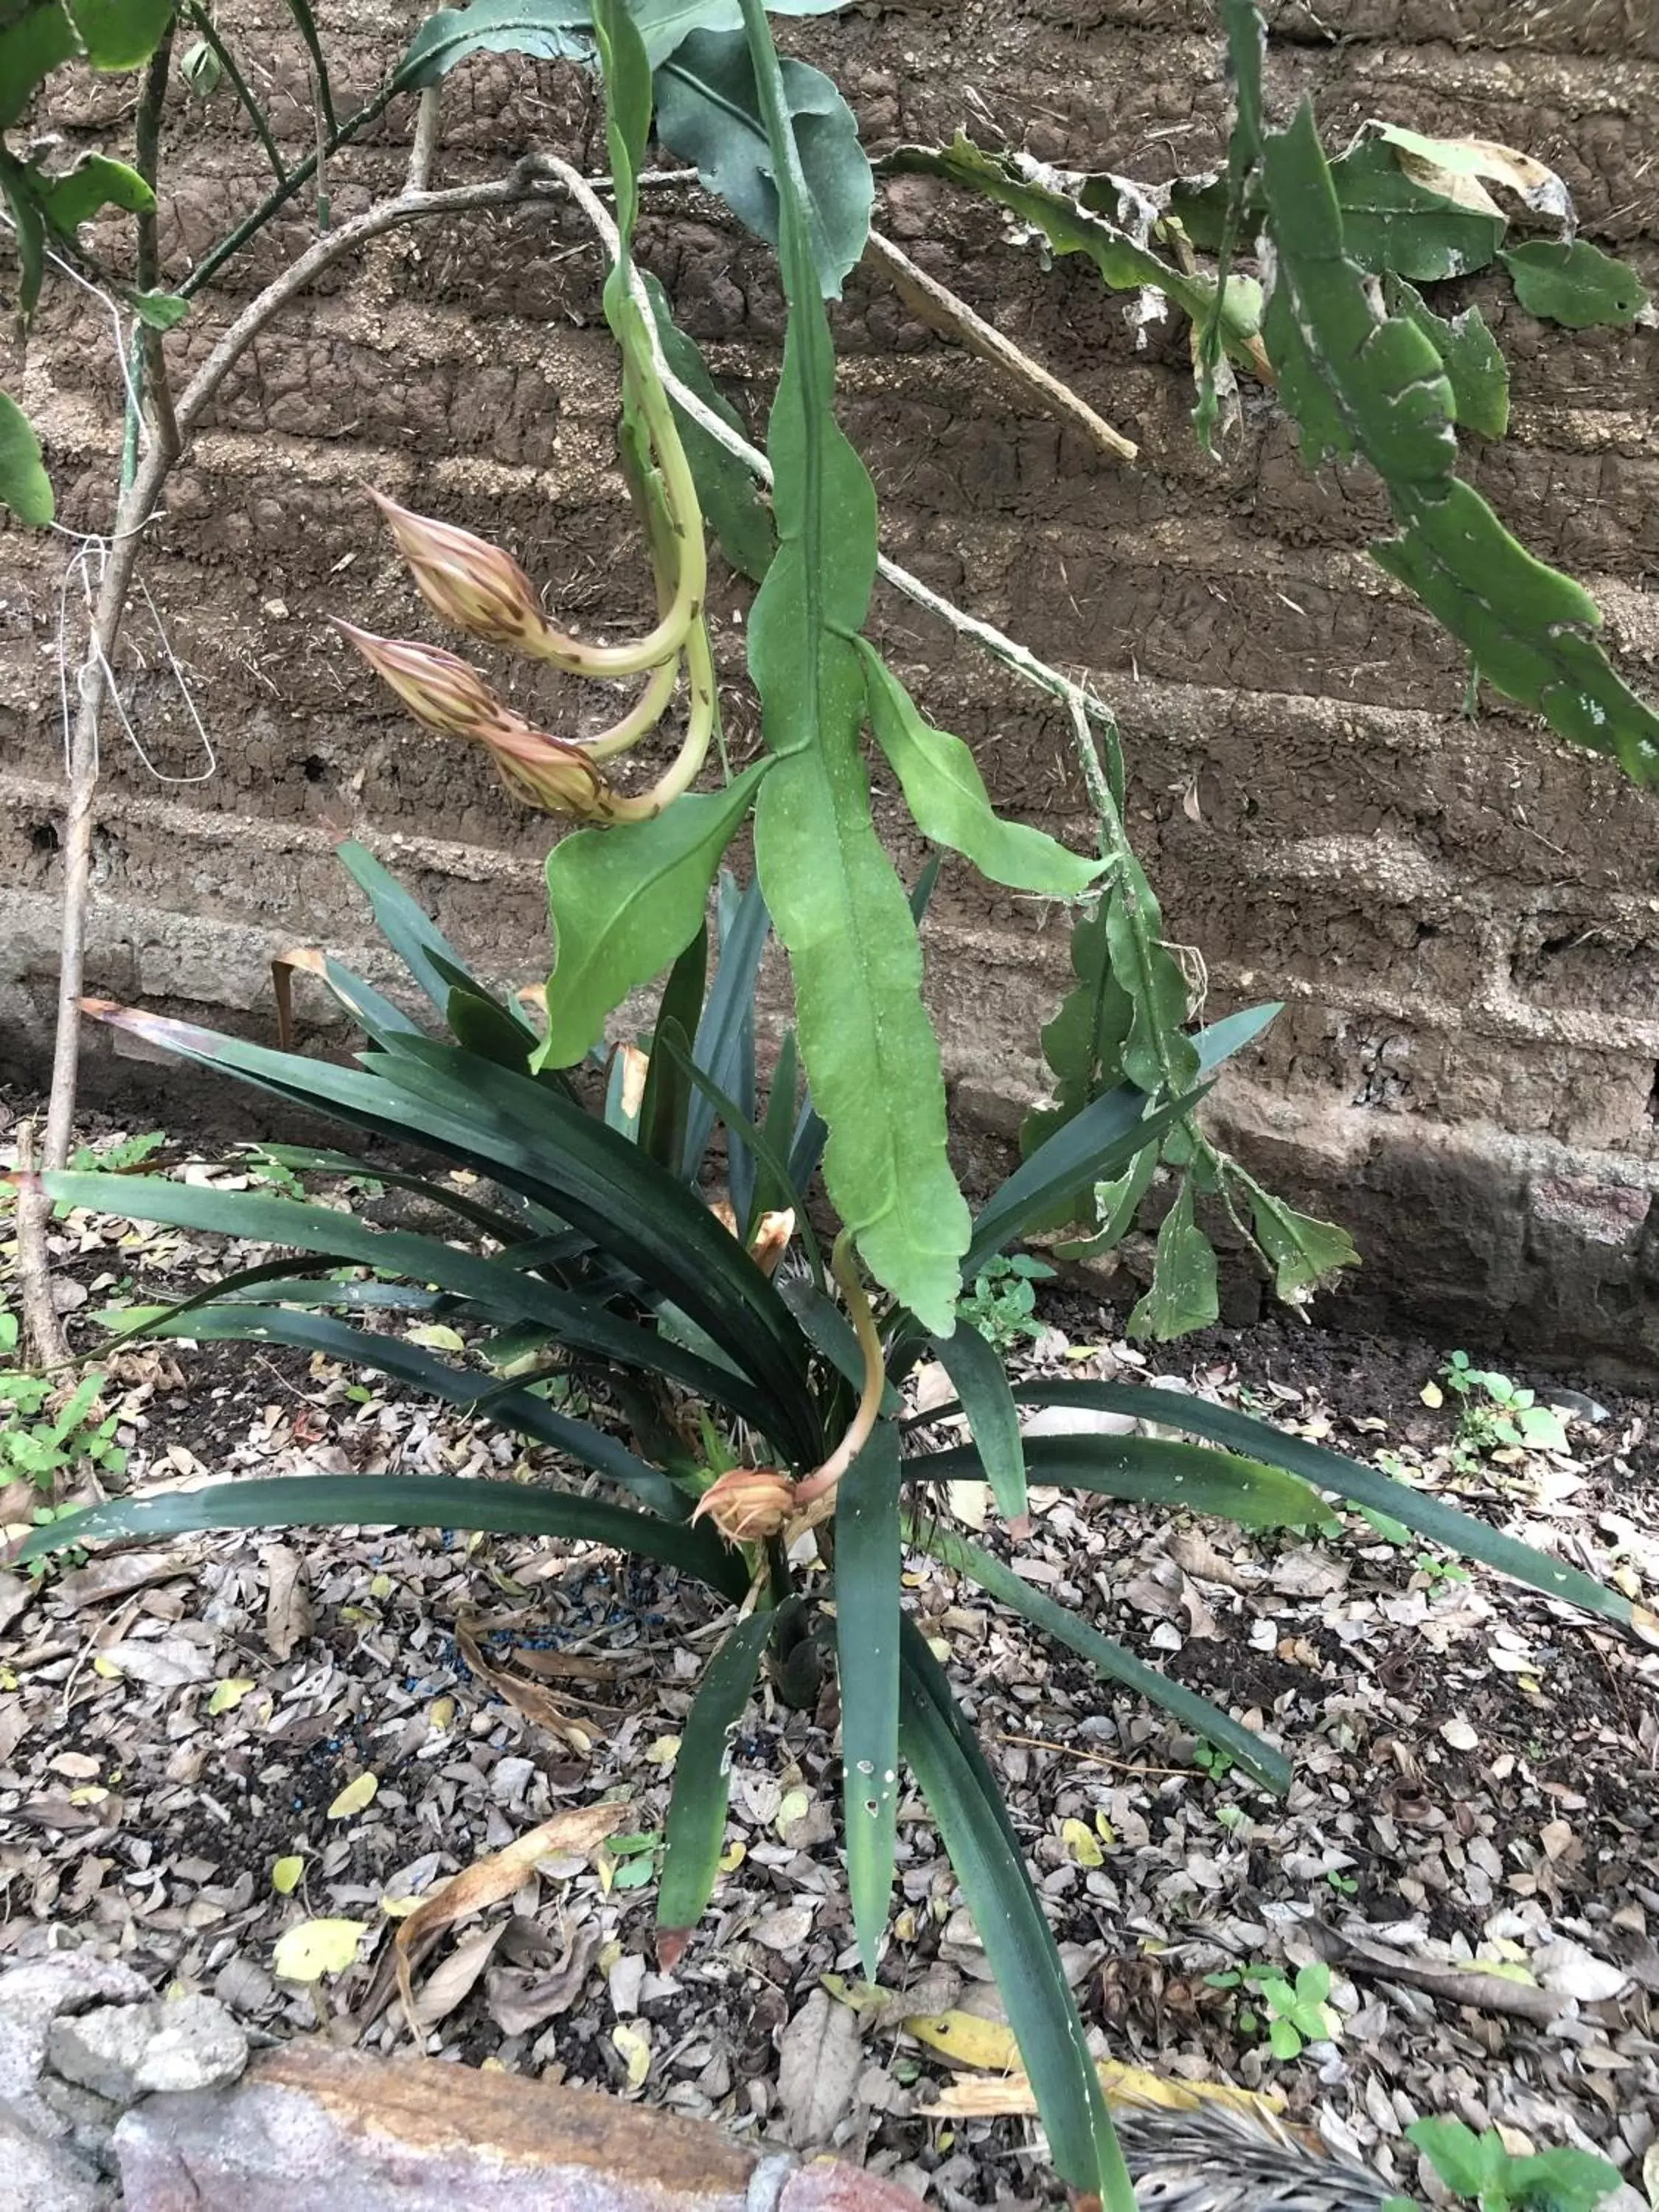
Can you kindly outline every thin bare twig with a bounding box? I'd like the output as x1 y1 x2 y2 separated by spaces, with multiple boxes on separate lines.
863 228 1137 462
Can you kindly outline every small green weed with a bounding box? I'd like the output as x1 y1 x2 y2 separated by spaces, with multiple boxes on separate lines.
605 1830 661 1892
1429 1352 1569 1462
0 1334 127 1497
1203 1960 1339 2060
957 1253 1055 1352
69 1129 166 1174
1397 2119 1620 2212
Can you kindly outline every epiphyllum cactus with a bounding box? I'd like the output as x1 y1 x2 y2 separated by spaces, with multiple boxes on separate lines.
338 282 715 824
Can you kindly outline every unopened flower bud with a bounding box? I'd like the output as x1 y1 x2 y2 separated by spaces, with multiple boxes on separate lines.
333 622 501 740
691 1467 796 1545
369 490 552 654
337 621 628 822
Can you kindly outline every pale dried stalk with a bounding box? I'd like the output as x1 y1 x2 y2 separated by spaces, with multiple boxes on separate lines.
863 228 1137 462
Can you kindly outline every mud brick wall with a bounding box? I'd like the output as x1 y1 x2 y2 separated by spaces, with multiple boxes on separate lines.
3 1 1657 1369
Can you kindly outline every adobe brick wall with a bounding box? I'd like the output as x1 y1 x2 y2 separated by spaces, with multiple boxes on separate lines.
2 1 1656 1368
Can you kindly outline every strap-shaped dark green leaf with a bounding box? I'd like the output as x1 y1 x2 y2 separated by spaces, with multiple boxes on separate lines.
69 1009 824 1465
777 1274 897 1414
358 1038 822 1447
740 0 970 1338
657 1599 796 1960
682 871 768 1180
834 1422 901 1977
907 1517 1290 1792
655 1030 825 1284
335 841 495 1024
928 1321 1025 1523
914 1430 1335 1534
1006 1379 1633 1629
36 1166 776 1439
897 1623 1130 2208
13 1472 742 1594
966 1087 1196 1278
127 1301 682 1515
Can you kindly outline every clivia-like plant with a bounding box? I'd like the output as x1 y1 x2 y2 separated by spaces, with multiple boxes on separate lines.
15 838 1646 2208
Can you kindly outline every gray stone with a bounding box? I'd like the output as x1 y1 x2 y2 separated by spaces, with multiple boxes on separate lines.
0 1953 151 2140
0 2103 107 2212
34 2076 123 2176
49 1997 247 2104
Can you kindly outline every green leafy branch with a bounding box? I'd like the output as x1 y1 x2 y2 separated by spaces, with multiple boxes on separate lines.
892 7 1655 783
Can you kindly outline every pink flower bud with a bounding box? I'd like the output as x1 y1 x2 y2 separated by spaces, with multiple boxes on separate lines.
335 621 625 822
691 1467 796 1545
369 490 552 654
333 622 501 740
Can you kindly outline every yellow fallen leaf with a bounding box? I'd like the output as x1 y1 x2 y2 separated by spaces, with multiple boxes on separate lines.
407 1324 466 1352
932 2058 1295 2134
92 1656 122 1679
428 1697 456 1731
380 1895 425 1919
274 1918 366 1982
1094 1811 1116 1848
369 1573 393 1600
644 1735 681 1767
613 2021 651 2090
68 1785 108 1806
905 2010 1020 2072
1062 1818 1103 1868
271 1856 304 1896
718 1840 745 1874
775 1787 811 1839
207 1678 256 1717
327 1773 378 1820
1420 1381 1444 1409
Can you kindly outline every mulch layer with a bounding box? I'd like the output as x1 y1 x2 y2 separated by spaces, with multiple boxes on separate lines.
3 1124 1657 2211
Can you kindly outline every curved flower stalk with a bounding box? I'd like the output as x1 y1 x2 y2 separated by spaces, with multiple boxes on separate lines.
344 70 717 827
692 1233 883 1546
368 479 705 684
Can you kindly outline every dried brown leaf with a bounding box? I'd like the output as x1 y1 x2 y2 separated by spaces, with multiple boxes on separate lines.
363 1801 623 2037
776 1987 862 2148
260 1543 312 1660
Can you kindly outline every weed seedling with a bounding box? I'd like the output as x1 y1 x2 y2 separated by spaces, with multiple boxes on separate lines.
1399 2118 1619 2212
956 1253 1055 1353
1429 1352 1569 1462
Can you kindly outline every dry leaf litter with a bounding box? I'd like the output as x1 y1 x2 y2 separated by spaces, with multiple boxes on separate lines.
2 1152 1657 2211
